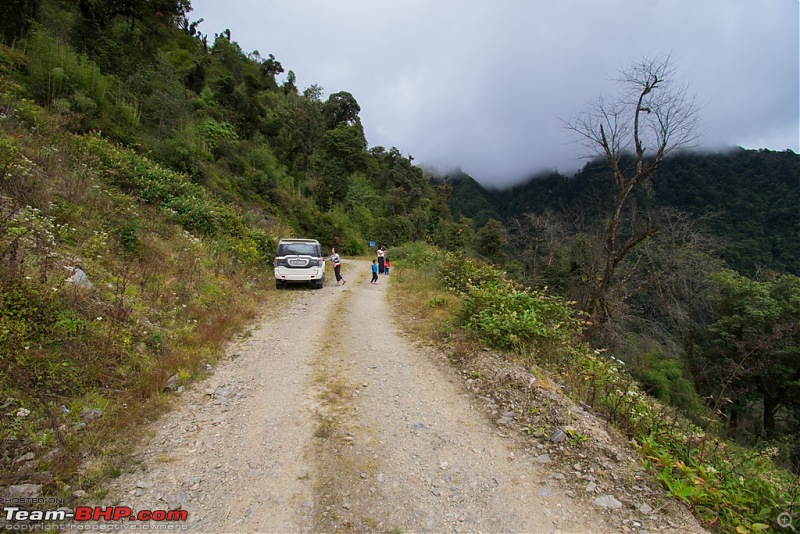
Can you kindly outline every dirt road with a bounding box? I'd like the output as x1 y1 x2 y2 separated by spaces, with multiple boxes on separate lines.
100 260 705 533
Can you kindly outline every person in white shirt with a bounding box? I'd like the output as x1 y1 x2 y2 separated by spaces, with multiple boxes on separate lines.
377 246 386 275
330 248 346 286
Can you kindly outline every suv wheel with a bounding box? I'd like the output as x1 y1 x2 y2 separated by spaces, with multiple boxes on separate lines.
275 279 285 289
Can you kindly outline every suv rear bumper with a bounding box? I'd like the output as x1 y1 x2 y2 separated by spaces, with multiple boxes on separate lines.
274 267 325 282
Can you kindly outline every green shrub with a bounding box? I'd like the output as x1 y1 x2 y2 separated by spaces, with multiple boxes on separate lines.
116 218 141 253
389 241 439 267
464 284 581 354
618 336 706 418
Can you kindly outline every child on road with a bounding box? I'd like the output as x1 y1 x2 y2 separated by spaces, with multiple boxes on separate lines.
371 259 379 284
384 258 390 277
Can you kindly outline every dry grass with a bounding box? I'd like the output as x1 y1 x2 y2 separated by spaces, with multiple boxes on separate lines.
387 264 463 342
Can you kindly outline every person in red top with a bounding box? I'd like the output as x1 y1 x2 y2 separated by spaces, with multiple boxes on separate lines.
384 258 390 277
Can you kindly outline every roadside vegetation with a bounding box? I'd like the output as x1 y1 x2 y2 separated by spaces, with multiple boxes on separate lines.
389 242 800 534
0 91 280 495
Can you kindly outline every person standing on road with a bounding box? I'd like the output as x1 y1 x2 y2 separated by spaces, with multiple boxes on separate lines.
330 247 346 286
377 246 386 275
371 260 379 283
384 258 390 277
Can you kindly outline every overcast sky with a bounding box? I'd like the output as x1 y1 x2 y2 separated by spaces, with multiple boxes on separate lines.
188 0 799 188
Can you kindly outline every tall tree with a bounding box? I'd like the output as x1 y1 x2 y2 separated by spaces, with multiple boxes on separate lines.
476 218 507 261
695 270 800 438
566 55 700 328
507 210 569 281
323 91 361 129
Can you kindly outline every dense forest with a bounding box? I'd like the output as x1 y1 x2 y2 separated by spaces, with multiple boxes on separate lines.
1 0 800 524
457 148 799 276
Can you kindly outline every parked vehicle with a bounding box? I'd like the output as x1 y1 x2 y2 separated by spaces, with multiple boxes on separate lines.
273 238 325 289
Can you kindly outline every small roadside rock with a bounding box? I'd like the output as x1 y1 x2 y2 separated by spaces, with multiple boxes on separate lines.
593 494 623 509
163 374 179 392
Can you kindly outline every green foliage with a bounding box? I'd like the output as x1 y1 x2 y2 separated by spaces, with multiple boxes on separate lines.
315 124 367 210
640 434 797 533
475 217 506 260
433 217 476 252
374 215 414 247
199 118 239 154
432 251 583 358
116 218 141 253
694 269 800 440
614 335 706 418
24 26 138 137
315 208 366 255
445 171 499 228
74 134 235 237
9 3 448 248
323 91 361 129
388 241 441 268
438 251 507 295
464 283 581 355
400 244 800 533
0 134 20 181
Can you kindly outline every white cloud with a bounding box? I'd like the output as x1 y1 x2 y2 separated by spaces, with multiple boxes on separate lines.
190 0 799 187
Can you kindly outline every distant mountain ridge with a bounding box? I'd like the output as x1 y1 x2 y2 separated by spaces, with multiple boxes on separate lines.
445 147 800 276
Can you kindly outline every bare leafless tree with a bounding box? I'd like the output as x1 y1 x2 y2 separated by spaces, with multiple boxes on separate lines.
565 54 701 326
507 210 569 279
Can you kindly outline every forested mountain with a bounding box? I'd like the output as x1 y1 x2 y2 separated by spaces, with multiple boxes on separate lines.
446 171 500 228
448 148 800 276
1 0 458 254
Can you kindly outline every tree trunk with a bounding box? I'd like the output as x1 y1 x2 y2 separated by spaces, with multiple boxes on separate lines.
18 0 38 40
763 396 779 437
725 406 739 438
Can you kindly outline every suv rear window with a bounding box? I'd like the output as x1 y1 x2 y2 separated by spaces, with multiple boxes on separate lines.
277 243 320 256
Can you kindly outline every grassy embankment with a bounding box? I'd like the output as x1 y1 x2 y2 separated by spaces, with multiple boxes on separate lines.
0 84 288 496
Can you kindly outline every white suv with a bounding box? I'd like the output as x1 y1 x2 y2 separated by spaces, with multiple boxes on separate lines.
273 238 325 289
